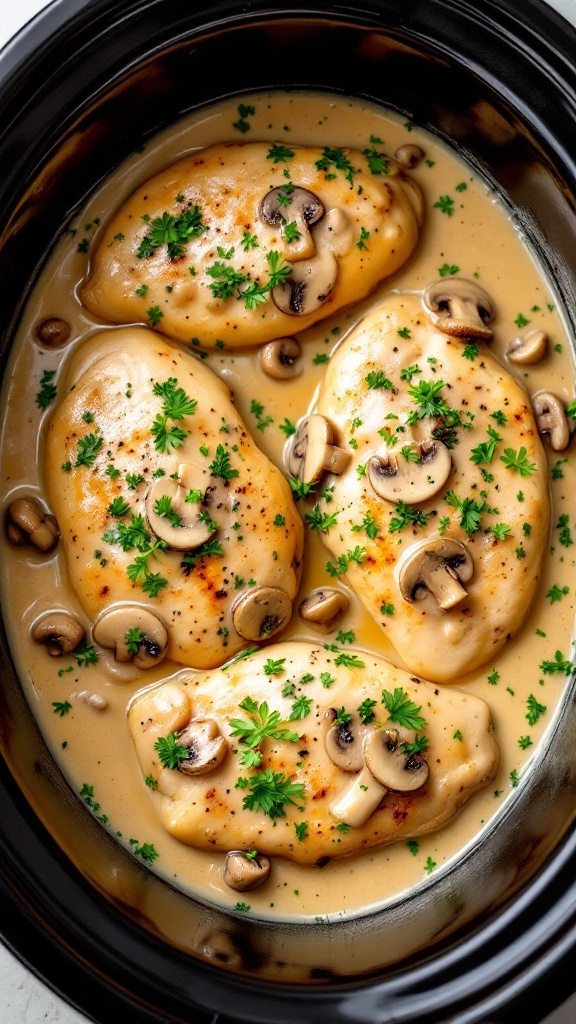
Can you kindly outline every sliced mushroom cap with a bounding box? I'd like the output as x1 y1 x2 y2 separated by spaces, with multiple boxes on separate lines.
6 497 59 551
423 278 494 340
324 708 365 772
329 764 387 828
368 438 452 505
145 463 216 550
222 850 271 891
398 536 474 611
176 718 228 775
92 605 168 668
31 611 85 656
394 144 425 168
35 317 71 348
364 728 429 792
506 328 548 365
232 586 292 641
259 336 302 379
259 185 324 261
299 588 349 632
532 390 570 451
271 250 338 315
287 414 350 484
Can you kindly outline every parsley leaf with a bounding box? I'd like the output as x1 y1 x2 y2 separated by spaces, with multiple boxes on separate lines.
137 207 208 260
230 697 299 750
154 732 189 769
315 147 355 186
74 431 103 468
389 500 437 533
381 687 426 730
235 769 305 820
209 444 239 481
499 446 537 477
36 369 57 410
539 651 573 675
445 490 485 535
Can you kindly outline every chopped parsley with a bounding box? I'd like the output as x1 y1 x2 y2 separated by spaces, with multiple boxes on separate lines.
137 207 208 260
381 687 426 730
315 147 355 186
526 694 547 726
52 700 72 717
389 500 436 533
74 431 103 468
150 377 196 454
433 195 454 216
209 444 239 481
499 446 537 477
357 698 377 724
235 769 305 820
366 370 396 392
539 651 573 676
444 490 485 535
154 732 188 769
267 143 294 163
36 369 57 410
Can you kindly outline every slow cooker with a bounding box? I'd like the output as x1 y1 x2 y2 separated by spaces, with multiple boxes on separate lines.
0 1 575 1022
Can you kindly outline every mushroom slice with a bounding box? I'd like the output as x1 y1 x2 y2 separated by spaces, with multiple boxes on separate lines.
368 439 452 505
324 708 366 772
363 728 429 792
259 337 303 380
398 537 474 611
532 390 570 451
423 278 494 340
287 414 350 484
222 850 271 891
271 250 338 316
394 144 425 168
145 463 216 550
31 611 85 656
35 317 71 348
259 185 324 261
299 588 349 632
176 718 228 776
506 329 548 365
92 605 168 668
329 764 387 829
6 497 59 551
232 586 292 641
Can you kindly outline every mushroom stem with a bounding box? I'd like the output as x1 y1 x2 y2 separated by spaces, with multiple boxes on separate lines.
398 537 474 611
420 556 469 610
287 414 350 484
329 765 387 828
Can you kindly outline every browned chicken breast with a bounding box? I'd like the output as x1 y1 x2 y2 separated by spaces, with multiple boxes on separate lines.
80 142 423 348
291 289 550 683
45 327 304 669
128 642 499 864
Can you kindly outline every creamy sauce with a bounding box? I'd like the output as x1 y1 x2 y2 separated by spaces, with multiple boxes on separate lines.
1 91 575 923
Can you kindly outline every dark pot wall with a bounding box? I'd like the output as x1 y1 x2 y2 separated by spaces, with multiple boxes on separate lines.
0 2 575 1023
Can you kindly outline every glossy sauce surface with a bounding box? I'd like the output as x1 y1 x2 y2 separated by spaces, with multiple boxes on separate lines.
1 92 575 923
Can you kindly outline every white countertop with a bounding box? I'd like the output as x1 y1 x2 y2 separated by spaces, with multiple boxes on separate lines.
2 0 576 1021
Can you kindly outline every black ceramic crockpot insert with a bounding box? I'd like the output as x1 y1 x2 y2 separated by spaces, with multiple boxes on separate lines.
0 2 575 1023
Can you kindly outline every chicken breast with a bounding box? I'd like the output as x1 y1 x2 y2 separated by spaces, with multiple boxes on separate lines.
80 142 423 349
128 642 498 864
45 327 303 669
300 290 550 682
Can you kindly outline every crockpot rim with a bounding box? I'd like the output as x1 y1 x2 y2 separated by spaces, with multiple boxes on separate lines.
1 1 576 1023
